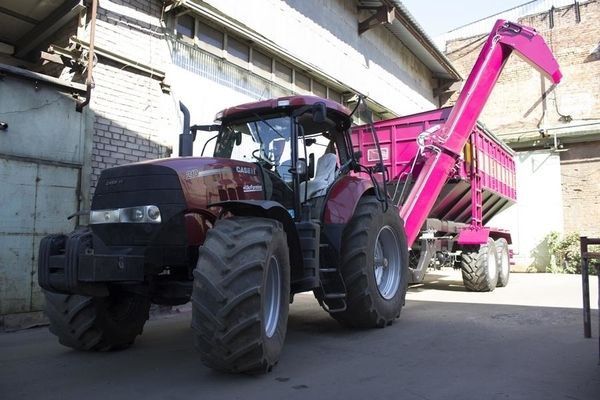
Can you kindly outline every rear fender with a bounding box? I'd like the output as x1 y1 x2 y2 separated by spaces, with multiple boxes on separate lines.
322 176 374 224
210 200 302 272
321 176 375 258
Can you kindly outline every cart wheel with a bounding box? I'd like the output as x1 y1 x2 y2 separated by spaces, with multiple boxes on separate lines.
460 238 498 292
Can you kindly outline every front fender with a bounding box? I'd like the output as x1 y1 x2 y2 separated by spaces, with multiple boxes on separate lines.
210 200 302 271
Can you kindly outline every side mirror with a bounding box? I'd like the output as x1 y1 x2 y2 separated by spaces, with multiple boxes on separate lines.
235 131 242 146
297 158 308 178
308 153 315 179
312 102 327 124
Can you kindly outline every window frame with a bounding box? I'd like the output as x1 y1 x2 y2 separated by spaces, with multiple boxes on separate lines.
173 12 354 108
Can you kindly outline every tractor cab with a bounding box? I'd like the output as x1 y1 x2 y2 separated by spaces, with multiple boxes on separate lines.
195 96 357 220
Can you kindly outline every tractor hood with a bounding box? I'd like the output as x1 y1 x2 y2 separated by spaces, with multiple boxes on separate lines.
93 157 265 211
91 157 265 247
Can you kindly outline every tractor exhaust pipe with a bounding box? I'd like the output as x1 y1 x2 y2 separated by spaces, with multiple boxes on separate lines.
179 101 193 157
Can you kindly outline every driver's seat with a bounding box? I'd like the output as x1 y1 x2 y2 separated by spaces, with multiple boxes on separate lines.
300 153 337 201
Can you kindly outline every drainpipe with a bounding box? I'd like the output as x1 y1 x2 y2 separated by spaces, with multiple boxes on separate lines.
76 0 97 112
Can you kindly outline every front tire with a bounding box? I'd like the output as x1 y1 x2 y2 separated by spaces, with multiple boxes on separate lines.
44 290 150 351
192 217 290 374
460 238 498 292
333 196 409 328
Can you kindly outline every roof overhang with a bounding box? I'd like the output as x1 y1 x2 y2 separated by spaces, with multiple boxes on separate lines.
357 0 462 82
0 0 85 59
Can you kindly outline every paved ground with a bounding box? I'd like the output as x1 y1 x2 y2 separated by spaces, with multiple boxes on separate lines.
1 271 599 400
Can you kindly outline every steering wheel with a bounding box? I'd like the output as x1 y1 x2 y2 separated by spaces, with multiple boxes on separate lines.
252 148 275 169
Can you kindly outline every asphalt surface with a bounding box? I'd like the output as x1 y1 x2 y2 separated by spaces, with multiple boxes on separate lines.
1 271 599 400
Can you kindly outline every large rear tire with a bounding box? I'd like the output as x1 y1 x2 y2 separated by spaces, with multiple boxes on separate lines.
192 217 290 374
332 196 409 328
495 238 510 287
460 238 498 292
44 290 150 351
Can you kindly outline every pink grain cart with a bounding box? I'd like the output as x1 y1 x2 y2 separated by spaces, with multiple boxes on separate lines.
353 20 562 291
353 109 517 290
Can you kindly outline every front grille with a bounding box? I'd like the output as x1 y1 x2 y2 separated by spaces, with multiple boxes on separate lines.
91 163 187 247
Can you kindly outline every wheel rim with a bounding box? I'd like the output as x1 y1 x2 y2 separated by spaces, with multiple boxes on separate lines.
488 245 497 280
500 246 509 277
373 226 401 300
264 255 281 338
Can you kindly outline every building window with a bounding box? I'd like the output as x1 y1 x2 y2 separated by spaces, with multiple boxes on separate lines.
274 61 292 83
227 36 249 62
172 13 373 112
295 71 311 92
197 21 224 50
252 50 272 73
312 80 327 98
176 14 195 39
328 89 343 104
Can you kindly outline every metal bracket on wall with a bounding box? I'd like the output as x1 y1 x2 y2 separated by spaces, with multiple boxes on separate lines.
69 37 170 93
358 6 395 35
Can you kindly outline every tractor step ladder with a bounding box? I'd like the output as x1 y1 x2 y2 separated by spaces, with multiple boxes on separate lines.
317 244 347 313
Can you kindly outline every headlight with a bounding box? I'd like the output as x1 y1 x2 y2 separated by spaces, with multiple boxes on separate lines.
90 205 162 224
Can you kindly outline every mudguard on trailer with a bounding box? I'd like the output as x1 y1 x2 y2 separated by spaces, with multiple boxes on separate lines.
456 227 512 245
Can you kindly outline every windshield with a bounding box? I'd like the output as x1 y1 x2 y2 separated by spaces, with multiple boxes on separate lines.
214 115 295 178
213 113 342 192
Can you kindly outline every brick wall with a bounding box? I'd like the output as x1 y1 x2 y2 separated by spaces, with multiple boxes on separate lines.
85 0 177 196
560 141 600 236
443 0 600 138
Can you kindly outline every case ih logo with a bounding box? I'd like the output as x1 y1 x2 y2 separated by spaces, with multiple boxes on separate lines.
236 166 256 175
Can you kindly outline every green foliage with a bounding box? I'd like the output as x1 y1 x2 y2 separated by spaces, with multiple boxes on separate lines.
545 232 599 274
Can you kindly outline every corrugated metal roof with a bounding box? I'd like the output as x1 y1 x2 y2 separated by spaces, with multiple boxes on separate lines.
0 0 84 58
357 0 462 81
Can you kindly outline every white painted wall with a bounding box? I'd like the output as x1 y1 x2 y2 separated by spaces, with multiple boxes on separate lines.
201 0 437 115
489 150 563 270
169 66 258 156
93 0 441 155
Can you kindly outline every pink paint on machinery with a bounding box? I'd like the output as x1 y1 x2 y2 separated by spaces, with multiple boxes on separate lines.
353 107 516 244
353 19 561 247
